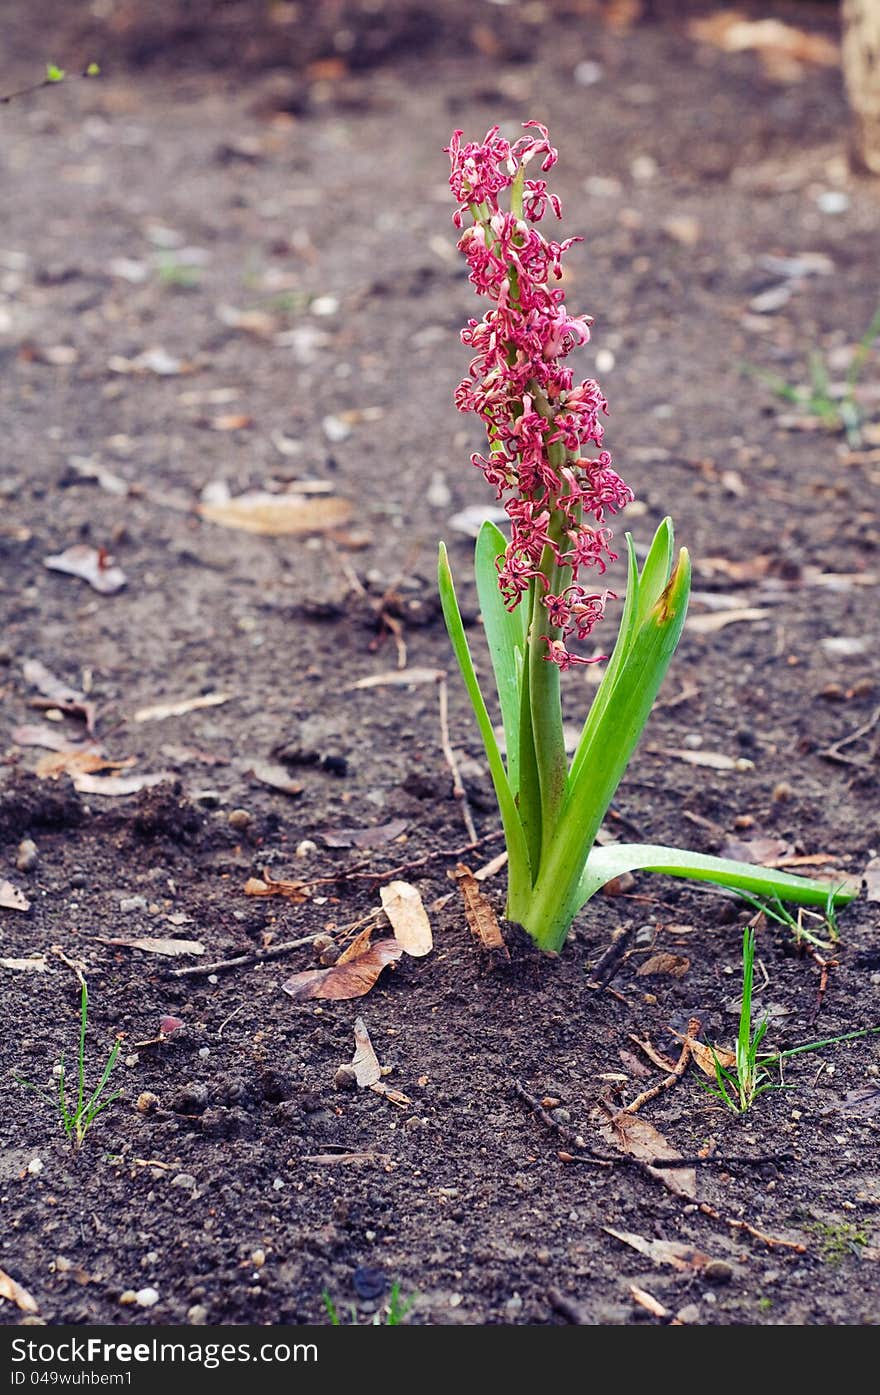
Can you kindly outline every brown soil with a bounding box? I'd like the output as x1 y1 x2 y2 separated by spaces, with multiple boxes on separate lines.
1 1 878 1328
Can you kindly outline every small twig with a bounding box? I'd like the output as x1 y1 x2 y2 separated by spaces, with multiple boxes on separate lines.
699 1202 806 1253
0 64 100 106
586 922 634 990
819 702 880 766
49 945 87 991
548 1288 589 1325
513 1081 588 1151
169 934 317 979
622 1018 699 1114
218 1004 245 1036
437 674 478 844
629 1033 678 1074
130 1158 175 1171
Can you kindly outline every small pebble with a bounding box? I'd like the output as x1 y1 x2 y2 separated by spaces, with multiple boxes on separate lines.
119 895 148 913
134 1287 159 1309
272 1177 285 1190
16 839 38 872
173 1082 209 1114
136 1091 159 1114
815 190 849 215
333 1064 358 1091
27 1158 44 1176
170 1173 197 1190
187 1303 208 1325
296 840 318 857
703 1260 733 1284
228 808 252 830
676 1303 701 1324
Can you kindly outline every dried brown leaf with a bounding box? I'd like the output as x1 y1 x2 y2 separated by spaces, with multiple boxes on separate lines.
687 608 769 634
282 940 402 1001
95 935 205 957
629 1285 672 1319
337 926 374 964
454 863 509 957
606 1227 718 1273
380 881 433 957
319 819 408 850
243 871 307 903
636 952 690 979
0 1267 38 1313
684 1038 736 1079
133 693 230 722
721 835 791 864
199 492 352 535
351 1016 382 1087
70 772 172 796
0 880 30 912
35 750 134 780
695 555 772 583
247 762 304 798
592 1105 698 1200
44 544 127 594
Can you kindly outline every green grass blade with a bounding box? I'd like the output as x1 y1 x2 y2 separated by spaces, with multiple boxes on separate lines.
438 542 532 900
474 521 528 797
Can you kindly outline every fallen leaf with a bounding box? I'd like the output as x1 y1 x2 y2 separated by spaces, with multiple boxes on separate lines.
721 835 791 864
606 1227 721 1273
687 608 769 634
247 762 304 798
863 857 880 902
35 750 134 780
282 940 402 1001
199 491 352 535
351 1016 382 1086
592 1104 698 1200
159 1015 184 1036
0 955 48 971
454 863 509 957
346 667 444 691
681 1038 736 1079
629 1285 671 1319
337 926 374 964
473 850 508 881
380 881 433 957
318 819 408 850
636 952 690 979
133 693 230 722
94 935 205 957
23 660 96 731
70 772 172 796
656 747 753 772
695 555 772 583
44 544 126 594
0 1267 38 1314
0 880 30 912
243 870 308 903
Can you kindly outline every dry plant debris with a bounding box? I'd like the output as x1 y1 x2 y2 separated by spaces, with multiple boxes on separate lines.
453 864 509 957
282 939 403 1002
379 881 433 958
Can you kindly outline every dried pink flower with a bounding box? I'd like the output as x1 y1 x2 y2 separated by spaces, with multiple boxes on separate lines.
446 122 633 666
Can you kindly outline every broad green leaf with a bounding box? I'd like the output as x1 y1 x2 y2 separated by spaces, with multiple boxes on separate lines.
474 521 527 797
438 543 531 902
576 842 859 911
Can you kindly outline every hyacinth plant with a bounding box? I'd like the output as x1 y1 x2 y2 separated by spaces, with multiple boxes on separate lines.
438 122 856 953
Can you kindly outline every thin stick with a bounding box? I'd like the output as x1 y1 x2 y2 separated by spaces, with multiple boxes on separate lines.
622 1018 699 1114
586 923 634 989
437 674 478 844
699 1202 806 1253
629 1033 678 1074
169 934 317 979
50 945 87 990
819 702 880 765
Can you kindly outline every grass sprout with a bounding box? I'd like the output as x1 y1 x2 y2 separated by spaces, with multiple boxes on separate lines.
322 1282 414 1326
739 886 840 954
704 925 880 1114
16 982 121 1148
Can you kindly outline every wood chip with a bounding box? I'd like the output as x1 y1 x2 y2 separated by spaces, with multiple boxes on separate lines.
629 1285 672 1319
656 747 753 771
380 881 433 957
0 880 30 912
346 667 444 691
44 544 126 594
0 1267 38 1314
199 492 351 535
636 952 690 978
282 940 403 1001
0 955 48 971
133 693 230 722
246 761 304 798
454 863 509 957
94 935 205 957
687 608 769 634
70 772 172 796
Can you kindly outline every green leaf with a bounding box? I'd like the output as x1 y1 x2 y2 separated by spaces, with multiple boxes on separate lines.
438 543 531 902
575 842 859 911
86 62 101 78
474 521 527 797
634 516 674 628
46 64 65 83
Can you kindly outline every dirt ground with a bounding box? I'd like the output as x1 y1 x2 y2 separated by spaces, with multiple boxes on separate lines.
1 1 879 1328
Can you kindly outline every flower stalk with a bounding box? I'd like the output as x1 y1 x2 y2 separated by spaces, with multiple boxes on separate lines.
439 123 856 952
